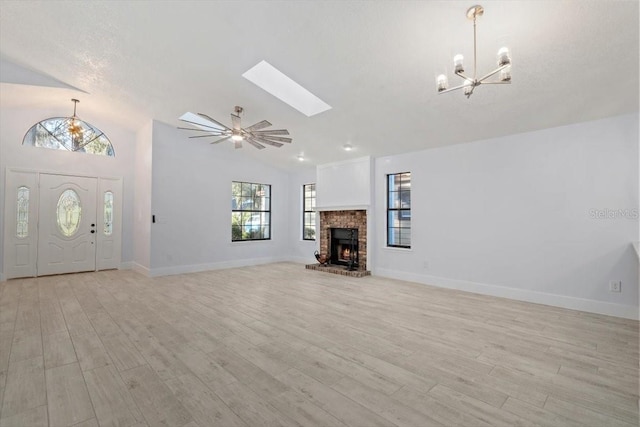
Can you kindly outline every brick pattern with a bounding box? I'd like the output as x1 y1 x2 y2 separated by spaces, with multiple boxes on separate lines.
319 210 367 271
305 264 371 278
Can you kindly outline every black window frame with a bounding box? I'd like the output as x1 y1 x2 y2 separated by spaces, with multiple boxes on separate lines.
231 181 271 242
387 172 411 248
302 183 316 241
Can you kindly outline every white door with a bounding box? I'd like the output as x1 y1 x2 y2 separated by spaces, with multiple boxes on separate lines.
37 174 98 276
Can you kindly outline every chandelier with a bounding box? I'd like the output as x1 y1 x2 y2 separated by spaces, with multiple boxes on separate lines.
436 5 511 98
42 99 109 151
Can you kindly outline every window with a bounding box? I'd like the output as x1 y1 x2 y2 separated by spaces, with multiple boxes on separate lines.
232 181 271 241
56 189 82 237
23 117 115 156
387 172 411 248
16 186 29 238
303 183 316 240
104 191 114 236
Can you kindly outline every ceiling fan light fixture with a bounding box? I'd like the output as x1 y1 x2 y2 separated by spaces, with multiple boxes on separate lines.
178 106 292 151
437 4 512 98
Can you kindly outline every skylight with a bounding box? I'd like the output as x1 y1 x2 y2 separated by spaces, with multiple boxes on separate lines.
242 60 331 117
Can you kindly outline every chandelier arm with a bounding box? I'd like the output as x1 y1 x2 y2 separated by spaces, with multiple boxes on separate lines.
454 71 475 83
437 83 470 94
477 64 510 83
477 81 511 85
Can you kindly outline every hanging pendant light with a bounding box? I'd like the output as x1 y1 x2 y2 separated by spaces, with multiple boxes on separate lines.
436 5 512 98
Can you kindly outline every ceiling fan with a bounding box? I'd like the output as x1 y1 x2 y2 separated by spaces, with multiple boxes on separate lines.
178 106 292 150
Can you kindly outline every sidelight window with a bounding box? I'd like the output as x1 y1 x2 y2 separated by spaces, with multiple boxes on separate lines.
16 186 30 238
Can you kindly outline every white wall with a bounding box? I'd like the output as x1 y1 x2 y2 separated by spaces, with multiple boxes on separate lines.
316 156 372 210
0 106 137 278
287 168 318 264
132 120 153 273
374 113 639 319
148 121 292 276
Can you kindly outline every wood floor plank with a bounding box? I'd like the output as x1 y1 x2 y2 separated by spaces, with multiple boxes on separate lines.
120 365 193 427
331 375 443 427
275 368 394 427
0 404 48 427
9 333 42 363
42 331 77 369
45 362 94 427
164 373 248 427
70 332 112 372
1 357 46 419
83 365 145 427
1 264 637 427
100 333 147 372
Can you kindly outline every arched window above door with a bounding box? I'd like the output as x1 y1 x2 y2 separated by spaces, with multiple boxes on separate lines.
23 117 115 157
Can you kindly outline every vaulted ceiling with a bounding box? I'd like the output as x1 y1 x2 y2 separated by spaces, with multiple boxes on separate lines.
1 1 638 170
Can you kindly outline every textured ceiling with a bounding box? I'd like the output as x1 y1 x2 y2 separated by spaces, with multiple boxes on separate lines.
1 0 638 170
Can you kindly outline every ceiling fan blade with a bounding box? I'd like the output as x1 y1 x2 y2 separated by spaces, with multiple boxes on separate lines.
258 135 292 143
178 127 226 135
253 136 283 148
231 113 241 130
246 137 266 150
196 113 231 131
211 136 232 144
245 120 272 131
180 112 228 131
189 133 227 139
234 140 243 149
252 129 289 136
179 118 227 132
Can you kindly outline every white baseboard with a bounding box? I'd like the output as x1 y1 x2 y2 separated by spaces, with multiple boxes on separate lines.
374 268 639 320
149 256 288 277
119 261 134 270
286 256 315 265
130 262 151 277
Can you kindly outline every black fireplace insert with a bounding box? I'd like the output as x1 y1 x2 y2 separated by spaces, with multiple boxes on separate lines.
330 228 359 270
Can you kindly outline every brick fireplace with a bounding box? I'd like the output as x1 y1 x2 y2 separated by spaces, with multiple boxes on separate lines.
319 210 367 271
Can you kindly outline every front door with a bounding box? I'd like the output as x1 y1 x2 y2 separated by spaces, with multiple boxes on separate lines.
37 174 97 276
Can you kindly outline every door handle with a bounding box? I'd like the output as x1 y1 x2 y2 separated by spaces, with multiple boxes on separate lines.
91 223 96 227
90 230 95 234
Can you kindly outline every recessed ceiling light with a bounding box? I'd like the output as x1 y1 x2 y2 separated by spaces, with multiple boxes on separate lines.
242 60 332 117
343 144 353 151
297 154 305 162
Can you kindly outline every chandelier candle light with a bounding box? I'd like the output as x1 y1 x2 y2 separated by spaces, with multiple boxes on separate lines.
437 5 511 98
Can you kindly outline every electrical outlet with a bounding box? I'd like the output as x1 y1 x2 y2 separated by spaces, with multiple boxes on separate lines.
609 281 622 293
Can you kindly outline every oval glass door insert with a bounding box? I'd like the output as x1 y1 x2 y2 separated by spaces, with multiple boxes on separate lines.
56 189 82 237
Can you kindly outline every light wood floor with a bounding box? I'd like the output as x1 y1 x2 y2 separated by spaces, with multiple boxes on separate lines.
0 263 638 427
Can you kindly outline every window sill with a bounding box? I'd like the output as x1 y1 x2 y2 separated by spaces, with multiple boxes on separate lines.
382 246 412 252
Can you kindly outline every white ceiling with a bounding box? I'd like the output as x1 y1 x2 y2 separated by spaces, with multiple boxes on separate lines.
1 1 638 171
